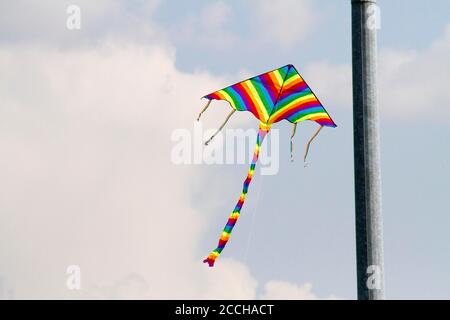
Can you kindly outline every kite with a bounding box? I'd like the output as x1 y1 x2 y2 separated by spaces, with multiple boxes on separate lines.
197 64 336 267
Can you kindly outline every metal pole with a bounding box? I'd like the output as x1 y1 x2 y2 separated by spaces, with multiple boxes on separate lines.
351 0 385 299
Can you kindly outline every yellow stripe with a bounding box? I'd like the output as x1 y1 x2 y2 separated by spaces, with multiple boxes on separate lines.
221 232 230 240
296 112 329 123
267 72 282 92
259 122 272 130
242 81 269 122
273 70 283 86
269 93 316 123
283 73 302 87
217 90 237 110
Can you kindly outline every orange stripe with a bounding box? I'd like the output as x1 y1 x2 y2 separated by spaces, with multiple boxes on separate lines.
241 81 265 121
268 70 283 88
283 77 303 91
215 91 229 105
284 73 303 87
234 82 259 117
293 112 331 123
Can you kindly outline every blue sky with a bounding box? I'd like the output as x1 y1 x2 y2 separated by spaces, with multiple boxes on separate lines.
0 0 449 299
156 0 450 72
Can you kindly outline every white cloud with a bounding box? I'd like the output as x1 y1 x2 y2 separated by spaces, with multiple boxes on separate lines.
202 2 232 30
261 281 328 300
0 0 344 299
0 40 237 298
303 61 352 109
249 0 316 49
0 0 162 45
170 0 318 51
378 24 450 120
171 1 237 49
0 39 332 299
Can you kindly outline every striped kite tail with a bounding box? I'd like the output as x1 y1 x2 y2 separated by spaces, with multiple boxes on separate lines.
203 122 271 267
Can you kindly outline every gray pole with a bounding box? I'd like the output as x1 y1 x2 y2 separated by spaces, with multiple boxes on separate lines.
351 0 385 299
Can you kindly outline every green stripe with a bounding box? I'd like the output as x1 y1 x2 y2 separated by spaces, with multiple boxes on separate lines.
275 91 314 111
250 79 272 115
277 65 289 79
285 67 297 81
223 87 246 111
290 109 325 122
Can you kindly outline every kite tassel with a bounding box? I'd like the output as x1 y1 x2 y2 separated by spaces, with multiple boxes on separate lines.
303 125 323 166
204 123 271 267
204 109 236 146
290 123 297 162
197 99 212 121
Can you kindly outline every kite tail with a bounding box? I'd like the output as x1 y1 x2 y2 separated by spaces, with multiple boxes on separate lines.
203 122 271 267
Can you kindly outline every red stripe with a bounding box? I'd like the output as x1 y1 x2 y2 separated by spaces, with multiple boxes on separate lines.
233 83 260 120
206 92 221 100
278 82 308 101
218 240 227 247
241 81 265 121
259 73 279 104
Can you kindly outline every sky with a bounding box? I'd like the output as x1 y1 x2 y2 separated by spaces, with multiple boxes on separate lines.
0 0 449 299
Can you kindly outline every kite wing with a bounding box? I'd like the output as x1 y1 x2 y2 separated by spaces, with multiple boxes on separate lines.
268 65 336 127
203 65 291 123
203 64 336 127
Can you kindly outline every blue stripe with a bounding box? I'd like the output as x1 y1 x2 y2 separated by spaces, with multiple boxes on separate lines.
253 76 276 113
287 106 325 121
224 86 247 111
275 88 313 109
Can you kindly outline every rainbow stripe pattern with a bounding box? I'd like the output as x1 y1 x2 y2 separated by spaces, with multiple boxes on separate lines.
202 65 336 267
204 64 336 127
203 123 271 267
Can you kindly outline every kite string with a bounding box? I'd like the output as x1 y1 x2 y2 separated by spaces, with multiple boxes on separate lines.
203 122 271 267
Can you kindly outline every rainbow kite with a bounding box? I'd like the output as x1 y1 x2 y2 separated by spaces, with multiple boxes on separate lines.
198 64 336 267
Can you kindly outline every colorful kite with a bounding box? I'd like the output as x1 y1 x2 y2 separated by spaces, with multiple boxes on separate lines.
198 64 336 267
